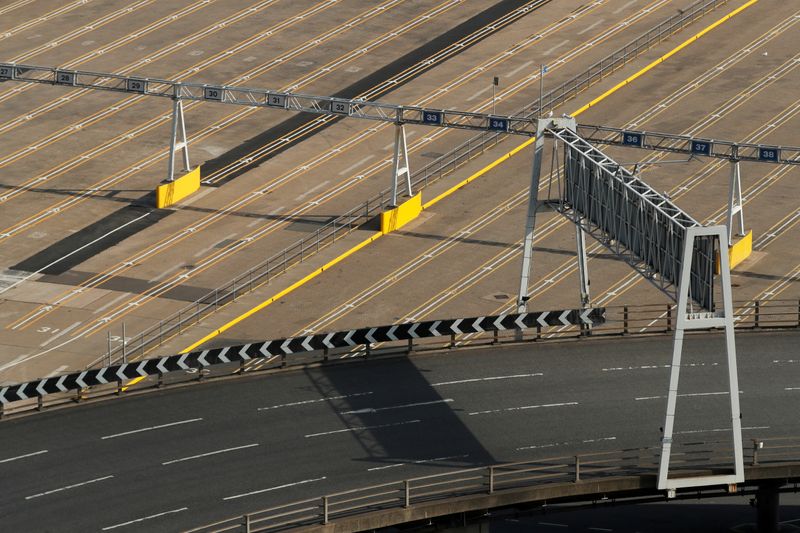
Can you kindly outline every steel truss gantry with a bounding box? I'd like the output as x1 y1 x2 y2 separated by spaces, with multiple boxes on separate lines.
2 62 799 209
517 119 743 495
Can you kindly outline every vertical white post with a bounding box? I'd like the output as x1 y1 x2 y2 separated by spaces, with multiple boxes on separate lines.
517 121 548 314
726 160 744 243
390 123 411 207
575 219 590 308
167 98 190 182
658 226 743 492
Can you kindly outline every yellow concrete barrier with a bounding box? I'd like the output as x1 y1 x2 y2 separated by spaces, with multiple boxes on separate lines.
155 166 201 208
716 230 753 273
381 193 422 234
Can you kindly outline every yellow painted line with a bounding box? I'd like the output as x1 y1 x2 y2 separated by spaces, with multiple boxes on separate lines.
179 0 758 353
120 375 145 392
424 0 759 211
181 231 384 353
571 0 760 116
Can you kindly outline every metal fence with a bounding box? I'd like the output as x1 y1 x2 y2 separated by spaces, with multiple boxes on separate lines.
4 298 798 419
184 436 800 533
93 0 729 367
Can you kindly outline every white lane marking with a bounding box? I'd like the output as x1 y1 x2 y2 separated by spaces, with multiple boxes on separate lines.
774 359 800 364
0 212 150 297
466 84 493 102
613 0 637 14
102 507 188 530
0 449 47 464
93 292 130 314
469 402 577 416
149 262 184 281
588 528 613 532
635 391 741 401
676 426 769 435
45 365 69 377
368 453 469 471
223 476 326 500
539 522 568 528
381 130 416 150
577 18 604 35
257 392 372 410
506 59 535 77
338 156 375 176
162 443 258 465
39 321 81 347
603 362 717 372
294 180 330 201
431 373 541 386
306 419 420 438
785 387 800 391
517 436 616 451
341 399 453 415
26 474 114 500
542 39 569 56
101 418 203 440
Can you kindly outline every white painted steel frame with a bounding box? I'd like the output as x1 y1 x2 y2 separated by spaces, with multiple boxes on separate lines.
726 160 745 242
167 98 190 182
657 225 744 491
390 124 412 207
552 126 717 310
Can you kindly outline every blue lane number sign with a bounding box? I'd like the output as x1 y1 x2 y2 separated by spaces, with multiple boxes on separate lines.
126 78 146 93
622 131 643 147
758 147 779 162
488 117 509 132
422 110 442 125
691 140 711 156
203 86 223 101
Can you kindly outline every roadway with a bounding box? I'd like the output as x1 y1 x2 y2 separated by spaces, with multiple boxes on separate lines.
0 330 798 531
0 0 760 382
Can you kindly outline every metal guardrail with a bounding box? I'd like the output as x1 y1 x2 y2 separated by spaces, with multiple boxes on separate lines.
93 0 729 367
3 298 799 419
184 436 800 533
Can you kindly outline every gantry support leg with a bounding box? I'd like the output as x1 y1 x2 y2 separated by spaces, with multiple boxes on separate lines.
575 219 590 309
657 225 744 492
517 117 576 315
390 123 412 207
726 159 745 243
167 98 191 182
516 122 548 315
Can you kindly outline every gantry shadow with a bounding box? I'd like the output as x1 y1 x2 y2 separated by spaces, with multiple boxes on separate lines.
304 354 496 473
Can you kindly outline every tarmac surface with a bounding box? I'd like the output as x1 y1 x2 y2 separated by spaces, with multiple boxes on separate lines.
0 0 797 384
0 330 798 531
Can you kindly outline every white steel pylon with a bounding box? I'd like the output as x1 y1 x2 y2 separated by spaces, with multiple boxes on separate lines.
726 159 745 243
390 123 412 206
167 98 191 182
517 117 577 313
657 225 744 493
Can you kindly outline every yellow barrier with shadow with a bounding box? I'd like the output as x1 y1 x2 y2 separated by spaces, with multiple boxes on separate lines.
717 230 753 273
156 166 201 208
381 193 422 234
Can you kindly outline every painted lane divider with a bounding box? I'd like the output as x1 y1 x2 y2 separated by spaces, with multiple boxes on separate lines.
0 307 605 405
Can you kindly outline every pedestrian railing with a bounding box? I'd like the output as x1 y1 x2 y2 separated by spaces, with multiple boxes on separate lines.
183 436 800 533
2 298 798 418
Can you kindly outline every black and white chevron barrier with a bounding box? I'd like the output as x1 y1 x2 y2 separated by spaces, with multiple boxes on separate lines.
0 307 604 405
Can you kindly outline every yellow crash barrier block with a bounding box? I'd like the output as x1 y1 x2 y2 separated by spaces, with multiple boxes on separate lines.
380 193 422 234
156 166 201 208
716 230 753 274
